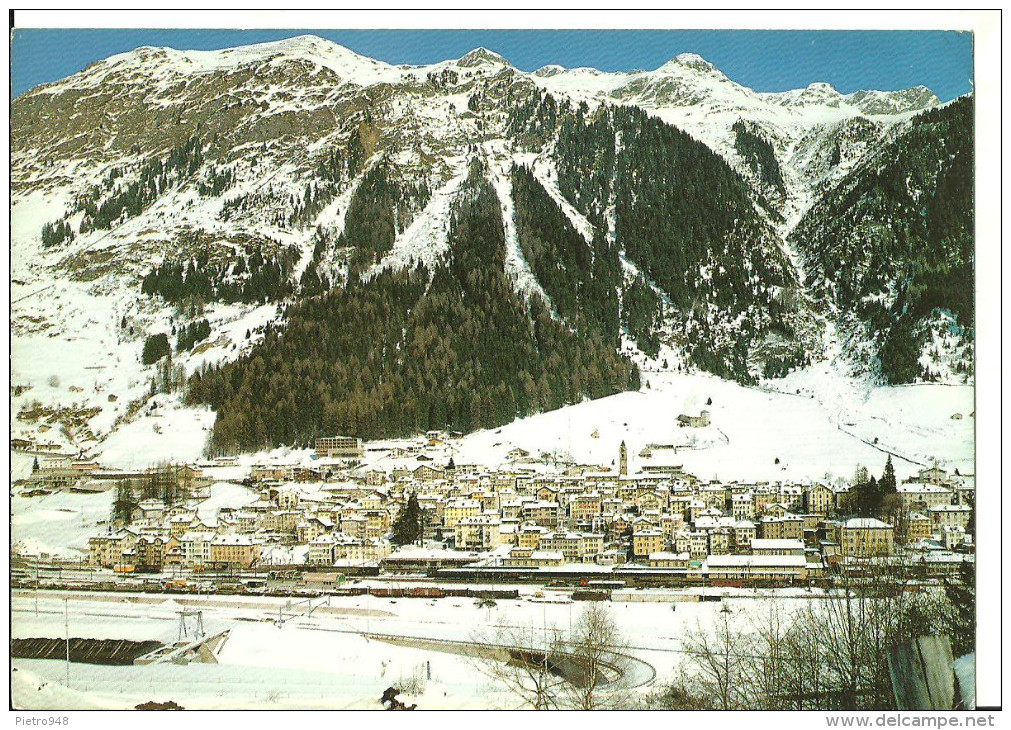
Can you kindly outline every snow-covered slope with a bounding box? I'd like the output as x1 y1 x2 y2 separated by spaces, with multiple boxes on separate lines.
455 371 973 483
33 34 406 97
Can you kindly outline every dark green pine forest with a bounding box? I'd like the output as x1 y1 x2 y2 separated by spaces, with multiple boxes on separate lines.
185 160 638 454
141 245 301 305
555 105 805 379
733 119 786 199
790 96 974 384
510 164 621 342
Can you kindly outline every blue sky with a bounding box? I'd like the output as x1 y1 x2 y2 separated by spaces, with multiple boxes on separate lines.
11 29 973 101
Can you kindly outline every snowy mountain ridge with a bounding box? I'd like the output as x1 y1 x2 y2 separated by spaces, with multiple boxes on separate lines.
15 35 939 218
10 35 968 462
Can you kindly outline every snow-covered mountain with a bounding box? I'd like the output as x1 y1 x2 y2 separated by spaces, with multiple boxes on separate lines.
13 36 937 209
10 35 967 460
532 51 938 210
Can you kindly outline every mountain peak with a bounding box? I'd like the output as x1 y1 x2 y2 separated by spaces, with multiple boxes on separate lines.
846 85 941 115
80 33 404 89
659 53 718 73
533 64 566 77
806 81 840 95
261 33 336 52
457 47 511 68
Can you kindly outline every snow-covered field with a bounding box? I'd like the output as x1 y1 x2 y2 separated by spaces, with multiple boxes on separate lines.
456 371 973 483
11 275 279 461
10 480 258 559
11 587 820 710
11 489 117 559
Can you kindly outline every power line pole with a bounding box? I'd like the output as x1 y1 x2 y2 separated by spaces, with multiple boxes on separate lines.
64 597 70 688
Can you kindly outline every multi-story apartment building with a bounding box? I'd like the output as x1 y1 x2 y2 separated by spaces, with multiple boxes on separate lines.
333 534 391 562
538 531 605 563
928 504 972 530
570 493 603 521
443 498 483 528
315 436 364 459
760 515 804 541
731 493 756 521
210 534 261 568
906 512 934 541
455 515 503 550
309 534 338 565
897 483 954 511
135 535 167 571
521 500 560 529
733 520 757 552
517 523 549 549
179 530 216 568
89 531 136 568
839 518 894 557
632 529 666 559
805 483 836 515
708 530 731 556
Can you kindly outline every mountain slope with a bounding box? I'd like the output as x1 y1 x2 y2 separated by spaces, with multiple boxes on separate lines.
9 35 964 456
789 96 974 383
185 160 639 451
533 55 940 218
554 105 819 379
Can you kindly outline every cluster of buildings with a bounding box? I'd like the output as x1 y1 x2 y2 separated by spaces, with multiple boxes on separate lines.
78 436 974 581
19 452 211 498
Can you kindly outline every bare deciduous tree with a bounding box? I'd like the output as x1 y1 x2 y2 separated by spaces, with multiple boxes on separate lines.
664 569 954 711
561 602 632 710
467 616 567 710
469 603 633 710
681 609 750 710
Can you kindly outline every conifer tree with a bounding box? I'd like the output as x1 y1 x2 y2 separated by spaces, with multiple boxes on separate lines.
880 455 897 496
392 493 422 546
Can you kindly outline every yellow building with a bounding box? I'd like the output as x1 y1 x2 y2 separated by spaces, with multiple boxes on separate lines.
839 518 894 557
517 523 549 549
571 493 603 521
521 500 560 528
806 483 836 515
455 515 503 550
538 531 604 563
759 515 804 540
88 532 136 568
707 530 731 556
632 529 665 559
210 535 262 568
906 512 933 541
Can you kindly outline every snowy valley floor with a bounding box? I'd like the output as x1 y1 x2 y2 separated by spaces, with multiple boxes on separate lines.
12 586 828 710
